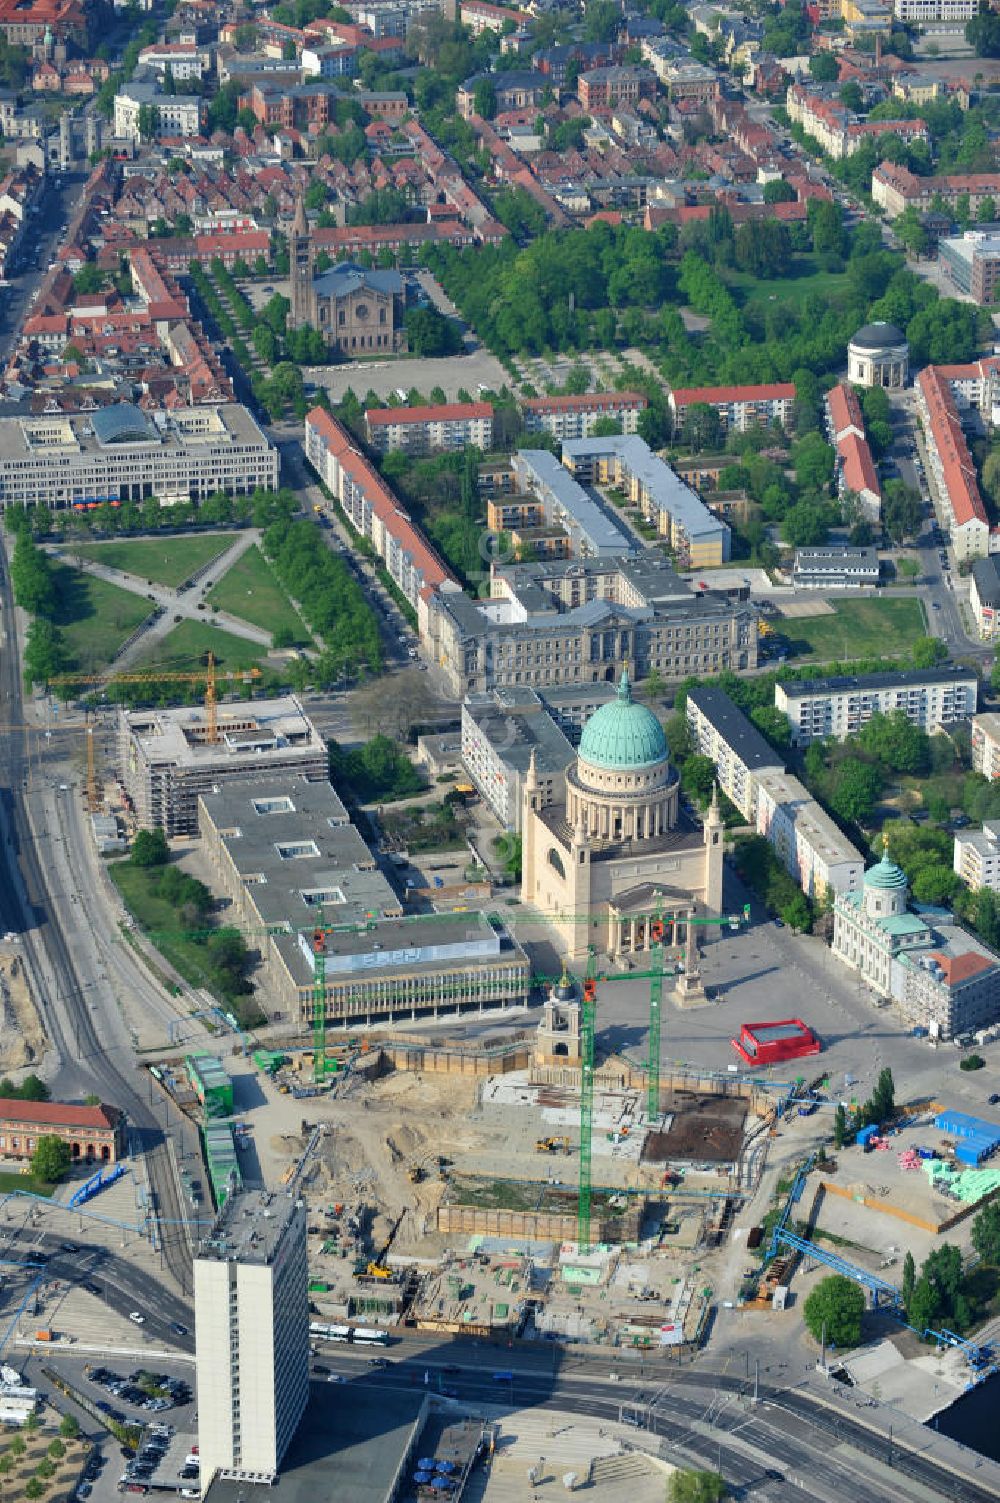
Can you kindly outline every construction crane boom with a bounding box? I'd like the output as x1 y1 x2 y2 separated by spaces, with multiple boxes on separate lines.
48 653 262 746
312 928 327 1084
648 916 665 1123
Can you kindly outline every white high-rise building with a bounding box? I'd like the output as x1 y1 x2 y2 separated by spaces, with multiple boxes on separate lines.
195 1190 309 1488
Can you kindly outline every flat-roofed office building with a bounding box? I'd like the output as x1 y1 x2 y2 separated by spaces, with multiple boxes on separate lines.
0 403 277 509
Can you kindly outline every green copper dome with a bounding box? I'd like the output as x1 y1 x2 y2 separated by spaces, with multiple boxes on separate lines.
578 669 668 771
864 840 907 891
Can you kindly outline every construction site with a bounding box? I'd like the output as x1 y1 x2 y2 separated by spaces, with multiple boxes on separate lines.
138 931 790 1355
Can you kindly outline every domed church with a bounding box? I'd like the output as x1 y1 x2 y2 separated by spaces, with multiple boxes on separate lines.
521 669 724 971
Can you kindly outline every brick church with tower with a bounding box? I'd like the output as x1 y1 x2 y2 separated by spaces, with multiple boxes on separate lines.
289 195 407 355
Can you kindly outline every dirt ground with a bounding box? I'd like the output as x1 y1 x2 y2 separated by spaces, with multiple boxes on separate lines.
0 945 47 1072
269 1069 485 1264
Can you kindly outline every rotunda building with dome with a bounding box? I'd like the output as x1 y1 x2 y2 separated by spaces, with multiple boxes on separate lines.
847 321 909 389
521 668 723 965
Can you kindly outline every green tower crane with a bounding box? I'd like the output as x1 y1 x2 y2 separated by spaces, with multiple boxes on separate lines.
647 915 665 1123
312 928 327 1083
578 947 597 1254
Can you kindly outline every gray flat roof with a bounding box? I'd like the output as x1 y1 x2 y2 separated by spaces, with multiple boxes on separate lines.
464 690 575 779
514 449 638 557
204 1384 425 1503
561 435 729 546
273 910 526 988
0 403 271 461
972 557 1000 610
687 685 784 772
124 696 326 771
196 1188 299 1265
776 666 978 700
198 775 399 929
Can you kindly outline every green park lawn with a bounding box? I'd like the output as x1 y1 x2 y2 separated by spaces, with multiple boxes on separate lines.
781 598 926 662
133 618 265 675
205 545 311 646
52 563 152 675
68 534 231 589
724 256 851 316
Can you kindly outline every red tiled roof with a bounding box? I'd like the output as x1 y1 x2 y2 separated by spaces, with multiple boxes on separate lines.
928 951 994 986
827 381 863 438
523 390 647 413
305 409 455 595
839 431 880 500
0 1099 119 1129
671 383 795 407
365 402 493 426
917 366 988 532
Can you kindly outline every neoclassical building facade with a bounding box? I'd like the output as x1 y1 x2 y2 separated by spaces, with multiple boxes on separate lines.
521 669 724 965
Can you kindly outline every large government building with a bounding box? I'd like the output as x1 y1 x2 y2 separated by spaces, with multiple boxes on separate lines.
0 403 277 510
521 668 724 968
425 554 759 699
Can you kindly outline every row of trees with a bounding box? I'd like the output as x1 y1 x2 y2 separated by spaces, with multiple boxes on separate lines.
262 517 384 681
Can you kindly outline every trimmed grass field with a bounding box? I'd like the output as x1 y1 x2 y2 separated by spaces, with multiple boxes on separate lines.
206 545 311 645
781 598 926 662
52 563 152 674
724 256 851 316
68 534 231 589
134 617 265 674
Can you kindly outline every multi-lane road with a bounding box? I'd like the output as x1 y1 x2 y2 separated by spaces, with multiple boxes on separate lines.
0 546 194 1294
306 1334 1000 1503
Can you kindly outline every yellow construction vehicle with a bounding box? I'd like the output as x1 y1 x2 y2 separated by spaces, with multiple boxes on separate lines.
366 1262 392 1280
535 1136 570 1153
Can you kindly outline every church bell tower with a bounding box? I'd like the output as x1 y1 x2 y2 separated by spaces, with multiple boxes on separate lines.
289 193 315 330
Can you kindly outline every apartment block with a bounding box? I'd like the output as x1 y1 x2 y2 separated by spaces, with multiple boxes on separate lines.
826 382 881 521
972 713 1000 779
954 821 1000 892
872 161 1000 219
787 85 927 160
136 42 213 79
754 767 865 900
915 365 990 560
521 391 647 441
510 449 636 559
971 557 1000 640
461 686 574 832
893 0 977 18
685 684 783 821
364 401 494 455
304 407 456 617
561 434 730 566
668 383 795 436
684 685 862 898
459 0 527 32
774 667 978 746
195 1190 309 1487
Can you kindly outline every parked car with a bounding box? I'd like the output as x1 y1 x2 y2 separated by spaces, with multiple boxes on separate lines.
128 1312 145 1326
